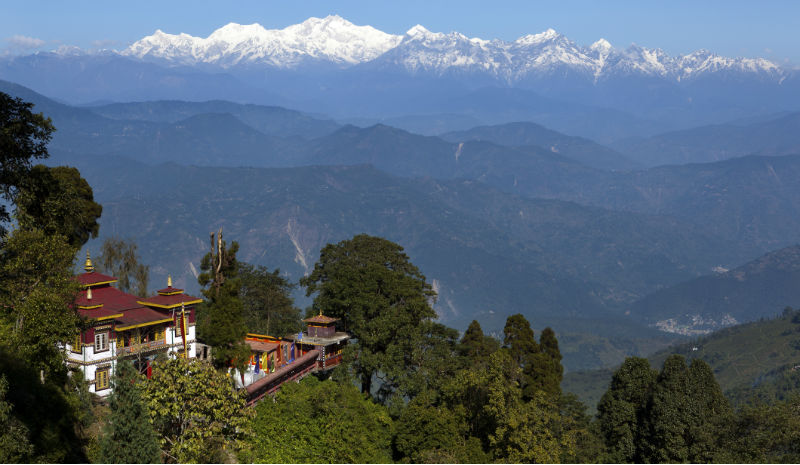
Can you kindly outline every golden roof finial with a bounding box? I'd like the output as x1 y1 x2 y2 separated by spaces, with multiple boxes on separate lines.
318 308 323 317
84 251 94 272
87 287 93 300
167 274 172 288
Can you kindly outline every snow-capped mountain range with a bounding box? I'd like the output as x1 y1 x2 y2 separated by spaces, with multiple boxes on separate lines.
122 15 783 82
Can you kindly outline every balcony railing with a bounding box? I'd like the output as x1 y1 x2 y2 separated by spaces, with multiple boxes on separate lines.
117 339 166 356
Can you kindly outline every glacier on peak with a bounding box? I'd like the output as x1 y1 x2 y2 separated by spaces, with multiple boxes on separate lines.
123 15 402 67
118 16 782 80
590 38 613 53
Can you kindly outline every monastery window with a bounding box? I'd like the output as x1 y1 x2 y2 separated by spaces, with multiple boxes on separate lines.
116 333 125 348
95 331 109 352
175 324 183 337
71 333 82 353
95 368 110 391
155 327 166 342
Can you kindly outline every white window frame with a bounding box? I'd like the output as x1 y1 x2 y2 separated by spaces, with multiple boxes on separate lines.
94 331 109 352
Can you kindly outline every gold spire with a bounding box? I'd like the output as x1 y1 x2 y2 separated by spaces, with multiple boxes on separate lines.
318 308 323 316
167 274 172 288
87 287 93 300
84 251 94 272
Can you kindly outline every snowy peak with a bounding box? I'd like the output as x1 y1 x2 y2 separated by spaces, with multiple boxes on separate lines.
121 16 783 80
590 38 613 54
515 28 562 46
123 15 402 67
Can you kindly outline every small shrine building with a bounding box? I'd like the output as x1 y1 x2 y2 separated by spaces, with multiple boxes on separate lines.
239 311 349 394
67 253 201 396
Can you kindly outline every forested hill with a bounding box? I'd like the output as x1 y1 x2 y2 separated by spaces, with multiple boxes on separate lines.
628 244 800 332
564 308 800 411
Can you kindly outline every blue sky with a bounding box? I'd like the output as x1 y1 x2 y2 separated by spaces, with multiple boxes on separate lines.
3 0 799 65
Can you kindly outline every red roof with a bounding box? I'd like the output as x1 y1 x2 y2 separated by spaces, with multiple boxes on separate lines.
115 307 173 330
303 314 339 325
138 292 202 309
157 285 184 296
78 285 141 312
75 285 143 320
76 271 117 286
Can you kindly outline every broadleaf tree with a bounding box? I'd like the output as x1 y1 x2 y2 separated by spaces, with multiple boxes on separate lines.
142 357 252 463
15 164 102 248
300 234 437 399
0 92 54 234
239 263 301 337
96 236 149 297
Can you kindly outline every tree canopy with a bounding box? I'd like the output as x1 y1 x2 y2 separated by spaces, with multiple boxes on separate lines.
300 234 437 398
0 92 54 233
241 376 393 464
99 360 161 464
15 165 101 248
239 262 301 337
142 357 251 463
197 228 250 373
96 236 149 297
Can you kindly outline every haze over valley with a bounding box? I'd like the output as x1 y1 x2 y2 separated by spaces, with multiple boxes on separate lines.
3 13 800 372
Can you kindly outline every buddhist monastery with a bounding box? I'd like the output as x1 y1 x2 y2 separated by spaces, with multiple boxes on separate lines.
67 253 200 396
240 311 349 404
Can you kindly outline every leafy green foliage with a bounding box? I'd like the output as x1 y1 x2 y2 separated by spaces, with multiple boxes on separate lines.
641 355 693 463
197 230 250 372
301 234 437 398
0 346 88 462
15 164 101 248
100 360 161 463
597 355 732 463
142 357 252 463
528 327 564 399
394 391 488 464
241 376 393 464
0 228 81 377
502 314 564 400
239 262 301 337
96 236 150 297
721 395 800 463
0 375 33 463
0 91 54 231
596 357 656 463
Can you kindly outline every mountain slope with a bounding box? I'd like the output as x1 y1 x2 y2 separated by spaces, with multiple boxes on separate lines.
88 100 340 139
628 245 800 333
612 112 800 166
441 121 637 170
48 153 753 332
564 309 800 411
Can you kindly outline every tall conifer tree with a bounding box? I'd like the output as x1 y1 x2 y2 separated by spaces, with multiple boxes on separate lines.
526 327 563 399
99 361 160 464
685 359 732 462
597 356 657 463
642 355 691 463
